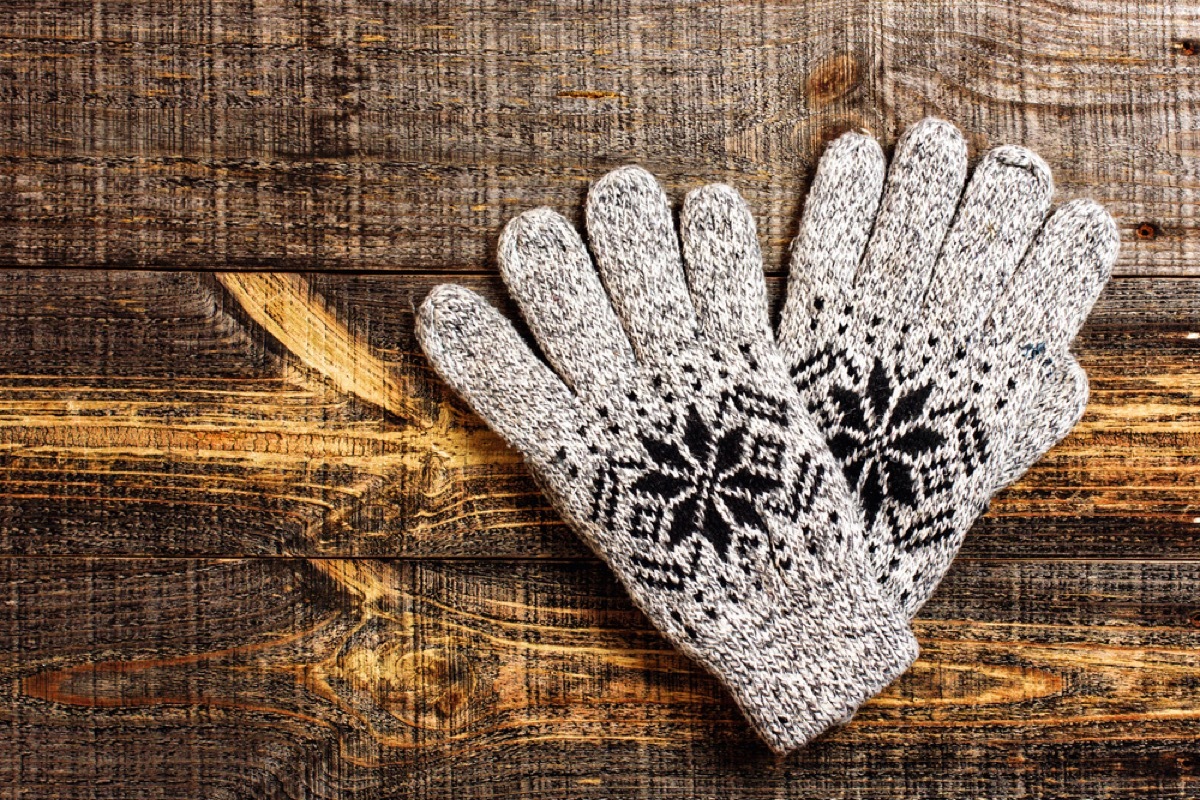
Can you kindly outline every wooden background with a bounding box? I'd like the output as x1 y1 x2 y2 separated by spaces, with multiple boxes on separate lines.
1 1 1199 797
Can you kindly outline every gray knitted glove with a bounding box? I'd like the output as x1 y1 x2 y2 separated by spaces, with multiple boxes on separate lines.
778 118 1119 617
417 166 918 753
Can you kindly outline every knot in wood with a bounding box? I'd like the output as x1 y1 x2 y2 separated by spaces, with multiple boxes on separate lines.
807 54 860 106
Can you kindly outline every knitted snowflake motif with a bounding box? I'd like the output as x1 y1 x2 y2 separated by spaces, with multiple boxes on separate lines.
630 405 784 560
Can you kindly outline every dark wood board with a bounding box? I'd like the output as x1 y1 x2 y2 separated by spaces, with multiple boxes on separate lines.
0 0 1198 273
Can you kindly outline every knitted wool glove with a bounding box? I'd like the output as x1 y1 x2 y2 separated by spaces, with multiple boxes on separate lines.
778 118 1119 617
417 166 918 753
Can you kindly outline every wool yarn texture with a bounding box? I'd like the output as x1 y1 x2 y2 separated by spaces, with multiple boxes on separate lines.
778 118 1119 618
417 118 1117 752
417 166 918 754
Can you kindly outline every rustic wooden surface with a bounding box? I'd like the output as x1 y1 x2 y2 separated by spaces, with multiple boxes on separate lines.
1 1 1200 798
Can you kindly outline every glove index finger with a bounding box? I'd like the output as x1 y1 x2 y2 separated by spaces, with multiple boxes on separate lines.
779 130 886 348
499 207 637 397
988 198 1118 351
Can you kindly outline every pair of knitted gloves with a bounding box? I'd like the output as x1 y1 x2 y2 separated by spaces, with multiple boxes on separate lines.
417 118 1119 754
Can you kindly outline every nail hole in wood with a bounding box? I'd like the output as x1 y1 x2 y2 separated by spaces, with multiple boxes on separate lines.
1136 222 1159 240
1175 39 1199 56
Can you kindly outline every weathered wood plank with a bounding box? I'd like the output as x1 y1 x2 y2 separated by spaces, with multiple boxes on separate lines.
0 0 852 272
0 557 358 799
0 271 1196 558
3 3 1198 798
0 0 1192 273
867 0 1200 274
2 556 1199 798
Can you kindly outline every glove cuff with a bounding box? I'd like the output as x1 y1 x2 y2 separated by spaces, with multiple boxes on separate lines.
697 580 918 755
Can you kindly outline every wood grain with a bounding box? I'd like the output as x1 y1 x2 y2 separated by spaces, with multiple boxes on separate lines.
0 0 1195 273
0 271 1196 560
3 0 1200 796
0 0 853 272
866 0 1200 275
3 556 1199 798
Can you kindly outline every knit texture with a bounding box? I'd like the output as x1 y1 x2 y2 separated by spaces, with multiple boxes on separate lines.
417 166 918 754
778 118 1119 617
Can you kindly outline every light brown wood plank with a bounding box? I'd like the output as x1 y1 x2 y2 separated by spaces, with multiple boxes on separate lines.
0 270 1196 558
2 556 1199 798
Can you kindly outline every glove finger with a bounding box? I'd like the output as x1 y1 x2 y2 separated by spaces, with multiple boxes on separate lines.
854 118 968 327
993 353 1088 492
987 199 1118 351
417 284 581 461
679 183 771 342
778 130 886 346
922 145 1054 333
498 208 637 396
586 166 701 365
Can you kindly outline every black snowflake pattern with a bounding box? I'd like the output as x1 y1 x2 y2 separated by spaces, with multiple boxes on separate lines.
628 406 784 560
825 358 950 527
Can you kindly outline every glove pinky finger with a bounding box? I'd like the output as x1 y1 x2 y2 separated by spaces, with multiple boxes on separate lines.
993 352 1089 493
988 199 1118 351
417 284 582 460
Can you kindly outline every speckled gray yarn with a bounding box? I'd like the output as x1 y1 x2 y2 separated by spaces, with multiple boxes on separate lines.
778 118 1119 617
417 166 918 754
